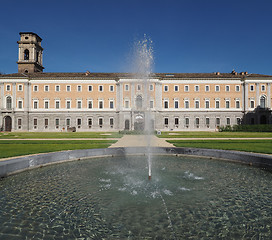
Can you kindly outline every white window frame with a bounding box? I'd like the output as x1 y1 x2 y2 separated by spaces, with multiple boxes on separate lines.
33 85 38 92
235 85 240 92
98 85 103 92
6 85 11 91
109 85 114 92
55 100 60 109
33 100 39 109
261 85 266 91
215 85 220 92
174 85 179 92
18 84 23 91
205 85 210 92
225 85 230 92
88 85 93 92
18 100 23 109
66 100 71 109
194 85 199 92
184 85 189 92
66 85 71 92
164 85 169 92
77 85 82 92
77 100 82 109
124 84 129 91
149 84 154 91
55 85 60 92
98 100 104 109
44 85 49 92
250 85 254 92
88 100 93 109
44 100 49 109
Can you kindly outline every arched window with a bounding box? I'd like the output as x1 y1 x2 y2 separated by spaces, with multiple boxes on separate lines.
260 95 266 108
6 96 12 110
136 95 142 109
24 49 29 60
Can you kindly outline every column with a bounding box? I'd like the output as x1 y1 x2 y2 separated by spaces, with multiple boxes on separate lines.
267 83 271 108
256 83 259 106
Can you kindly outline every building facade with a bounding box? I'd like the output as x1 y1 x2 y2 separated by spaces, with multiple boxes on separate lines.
0 32 271 132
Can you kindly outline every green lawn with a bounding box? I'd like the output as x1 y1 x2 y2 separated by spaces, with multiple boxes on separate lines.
0 132 122 139
0 140 117 159
158 131 272 138
167 139 272 154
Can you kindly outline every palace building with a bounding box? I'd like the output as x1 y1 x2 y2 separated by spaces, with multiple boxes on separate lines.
0 32 271 132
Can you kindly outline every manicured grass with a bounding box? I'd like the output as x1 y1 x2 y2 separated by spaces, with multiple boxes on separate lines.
158 131 272 138
167 139 272 154
0 132 123 139
0 140 117 159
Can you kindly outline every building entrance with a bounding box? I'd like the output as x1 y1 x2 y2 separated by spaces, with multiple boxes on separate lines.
4 116 12 131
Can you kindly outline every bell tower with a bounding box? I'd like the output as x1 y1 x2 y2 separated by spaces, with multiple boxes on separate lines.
17 32 44 73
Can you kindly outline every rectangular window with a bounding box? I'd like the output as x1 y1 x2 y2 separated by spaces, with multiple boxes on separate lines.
77 118 82 126
237 118 241 125
216 118 220 126
110 100 114 109
164 118 169 125
184 85 189 92
66 100 71 109
250 100 254 108
185 118 189 127
236 100 240 108
18 118 22 129
250 85 254 91
33 118 38 129
174 100 179 109
215 85 220 92
205 85 210 92
195 85 199 92
110 118 114 128
77 100 82 109
99 118 103 128
261 85 266 91
33 85 38 92
18 85 23 91
44 85 49 92
149 84 154 91
125 84 129 91
164 100 169 109
55 100 60 109
225 85 230 92
195 101 199 109
174 85 179 92
99 85 103 92
206 117 210 126
226 117 230 125
44 118 49 129
55 85 60 92
215 100 220 109
77 85 82 92
109 85 114 92
55 118 60 129
174 117 179 125
66 118 71 127
88 100 93 109
33 101 38 109
185 101 189 109
44 101 49 109
137 84 141 91
99 101 103 109
125 100 129 108
18 100 23 109
149 100 154 109
88 118 93 128
205 100 209 109
195 117 200 127
66 85 71 92
164 85 168 92
88 85 93 92
235 85 240 92
226 100 230 109
6 85 11 91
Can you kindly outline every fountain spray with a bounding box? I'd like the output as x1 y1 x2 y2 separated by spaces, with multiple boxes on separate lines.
134 35 154 180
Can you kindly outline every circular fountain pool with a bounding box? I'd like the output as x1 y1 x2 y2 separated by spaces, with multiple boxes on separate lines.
0 155 271 239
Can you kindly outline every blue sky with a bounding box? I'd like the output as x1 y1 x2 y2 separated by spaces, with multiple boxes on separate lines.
1 0 272 75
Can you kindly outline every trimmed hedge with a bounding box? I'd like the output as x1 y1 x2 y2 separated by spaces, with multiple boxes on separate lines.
220 124 272 132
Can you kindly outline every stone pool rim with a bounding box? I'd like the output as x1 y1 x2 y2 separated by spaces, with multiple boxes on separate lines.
0 147 272 178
